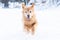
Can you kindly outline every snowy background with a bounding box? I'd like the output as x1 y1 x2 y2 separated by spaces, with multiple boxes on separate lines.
0 0 60 40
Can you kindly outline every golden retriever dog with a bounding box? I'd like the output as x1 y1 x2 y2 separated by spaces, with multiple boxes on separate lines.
22 3 37 35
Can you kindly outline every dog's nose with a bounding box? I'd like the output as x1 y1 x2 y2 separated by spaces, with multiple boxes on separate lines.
27 15 30 18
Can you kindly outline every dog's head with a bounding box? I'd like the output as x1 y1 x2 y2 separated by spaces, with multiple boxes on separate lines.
22 3 34 20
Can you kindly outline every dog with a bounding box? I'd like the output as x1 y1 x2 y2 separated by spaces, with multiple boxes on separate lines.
22 3 37 34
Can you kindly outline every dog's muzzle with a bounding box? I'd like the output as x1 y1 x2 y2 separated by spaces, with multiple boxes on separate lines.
27 15 30 19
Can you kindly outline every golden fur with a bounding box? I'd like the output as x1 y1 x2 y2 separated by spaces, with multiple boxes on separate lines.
22 3 37 34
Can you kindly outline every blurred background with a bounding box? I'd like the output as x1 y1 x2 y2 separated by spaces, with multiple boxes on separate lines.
0 0 60 8
0 0 60 40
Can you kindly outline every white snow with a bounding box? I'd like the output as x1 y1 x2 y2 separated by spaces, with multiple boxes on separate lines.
0 2 4 8
9 2 21 8
0 6 60 40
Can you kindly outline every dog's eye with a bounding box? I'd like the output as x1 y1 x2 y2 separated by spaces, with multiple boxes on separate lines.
30 11 31 13
25 11 27 13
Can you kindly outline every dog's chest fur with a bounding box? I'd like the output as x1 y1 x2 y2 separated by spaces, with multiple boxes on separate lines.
25 21 36 28
24 17 36 28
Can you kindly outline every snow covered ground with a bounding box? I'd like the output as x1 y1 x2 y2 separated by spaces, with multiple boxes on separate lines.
0 6 60 40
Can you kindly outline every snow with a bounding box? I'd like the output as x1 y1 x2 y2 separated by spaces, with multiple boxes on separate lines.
9 2 21 8
0 6 60 40
0 2 4 8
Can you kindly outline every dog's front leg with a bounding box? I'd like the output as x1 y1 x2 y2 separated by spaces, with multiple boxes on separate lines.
31 26 35 35
24 25 30 33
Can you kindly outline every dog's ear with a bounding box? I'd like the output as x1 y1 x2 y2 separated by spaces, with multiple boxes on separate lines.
31 3 34 8
22 3 25 9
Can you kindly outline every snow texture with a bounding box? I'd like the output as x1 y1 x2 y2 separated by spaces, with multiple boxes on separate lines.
0 4 60 40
